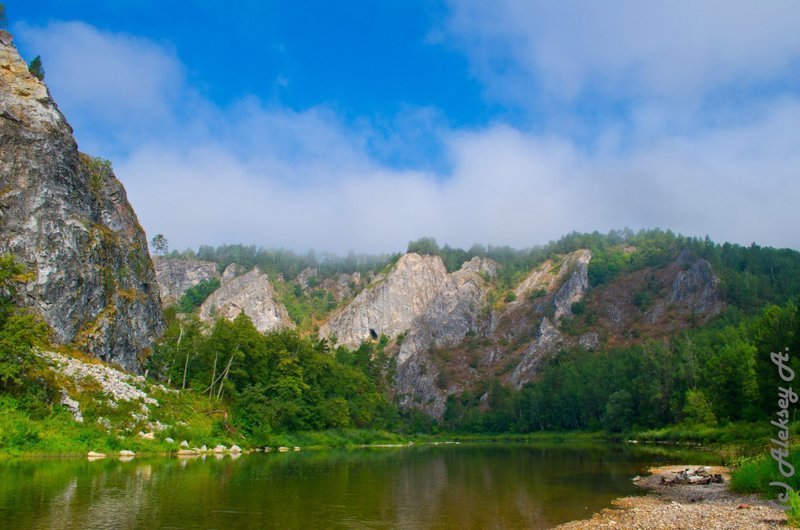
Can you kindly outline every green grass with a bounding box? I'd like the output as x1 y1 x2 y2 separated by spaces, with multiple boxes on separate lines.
730 448 800 527
730 449 800 494
633 421 787 444
0 388 233 457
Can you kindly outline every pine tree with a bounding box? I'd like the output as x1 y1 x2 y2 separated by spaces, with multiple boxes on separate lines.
28 55 45 81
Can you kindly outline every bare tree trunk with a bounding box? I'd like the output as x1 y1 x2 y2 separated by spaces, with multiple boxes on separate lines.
216 354 235 400
182 340 193 390
208 351 219 397
167 326 183 387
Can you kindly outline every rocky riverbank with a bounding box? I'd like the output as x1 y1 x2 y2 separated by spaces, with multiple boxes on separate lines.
555 465 786 529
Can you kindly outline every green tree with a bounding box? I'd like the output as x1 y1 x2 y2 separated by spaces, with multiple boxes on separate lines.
704 334 759 421
0 255 50 390
603 389 635 432
28 55 44 81
407 237 440 256
150 234 169 257
682 389 717 425
177 278 220 312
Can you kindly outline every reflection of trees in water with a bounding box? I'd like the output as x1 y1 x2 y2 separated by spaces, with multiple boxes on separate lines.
0 444 716 529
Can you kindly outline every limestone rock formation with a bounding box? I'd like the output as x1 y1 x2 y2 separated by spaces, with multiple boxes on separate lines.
509 317 563 388
0 34 163 371
578 331 600 351
394 257 497 417
397 257 496 363
669 258 722 315
321 272 363 302
319 253 450 348
199 268 294 332
513 259 559 299
154 257 219 305
221 263 246 284
295 267 319 290
596 249 724 335
295 267 364 303
551 249 591 321
510 249 592 323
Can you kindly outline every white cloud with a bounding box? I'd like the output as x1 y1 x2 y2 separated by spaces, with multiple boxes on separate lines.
12 19 800 254
16 21 187 153
443 0 800 103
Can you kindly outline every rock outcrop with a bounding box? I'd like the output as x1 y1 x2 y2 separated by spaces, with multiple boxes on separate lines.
595 249 723 336
0 33 163 371
513 259 559 299
669 256 722 315
154 257 219 305
199 268 294 332
295 267 319 290
394 257 497 417
398 257 497 364
318 253 500 418
511 249 592 322
551 249 591 321
509 317 563 388
295 267 365 303
221 263 245 284
320 253 450 348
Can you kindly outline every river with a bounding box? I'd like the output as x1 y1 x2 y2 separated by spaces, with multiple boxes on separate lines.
0 442 715 529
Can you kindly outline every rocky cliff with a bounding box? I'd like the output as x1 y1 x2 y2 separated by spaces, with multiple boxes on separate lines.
199 267 294 332
393 257 497 417
0 33 163 371
313 243 726 419
319 253 450 348
154 257 219 305
221 263 246 284
318 250 593 418
296 267 365 303
592 249 723 338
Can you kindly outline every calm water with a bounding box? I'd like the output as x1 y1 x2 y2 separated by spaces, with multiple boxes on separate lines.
0 443 714 529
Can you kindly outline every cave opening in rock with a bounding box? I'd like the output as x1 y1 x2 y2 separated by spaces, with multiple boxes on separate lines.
369 328 378 340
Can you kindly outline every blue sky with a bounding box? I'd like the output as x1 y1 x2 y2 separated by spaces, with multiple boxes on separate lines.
7 1 800 252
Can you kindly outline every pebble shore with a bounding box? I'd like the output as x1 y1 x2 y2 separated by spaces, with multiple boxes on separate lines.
555 465 787 529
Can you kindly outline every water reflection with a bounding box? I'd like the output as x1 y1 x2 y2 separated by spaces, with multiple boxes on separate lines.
0 444 715 529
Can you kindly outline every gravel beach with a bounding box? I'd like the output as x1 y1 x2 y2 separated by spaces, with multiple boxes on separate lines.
555 465 787 529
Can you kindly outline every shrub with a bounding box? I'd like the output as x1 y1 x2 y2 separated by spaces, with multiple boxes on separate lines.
177 278 220 313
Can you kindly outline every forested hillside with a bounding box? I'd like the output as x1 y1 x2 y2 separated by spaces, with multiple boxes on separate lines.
144 228 800 437
444 299 799 434
171 229 800 320
4 228 800 455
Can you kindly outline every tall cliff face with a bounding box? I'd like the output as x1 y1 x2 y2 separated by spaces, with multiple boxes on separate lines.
199 267 294 333
393 256 498 417
154 257 219 305
319 253 450 348
0 34 164 371
317 252 499 418
321 249 591 418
